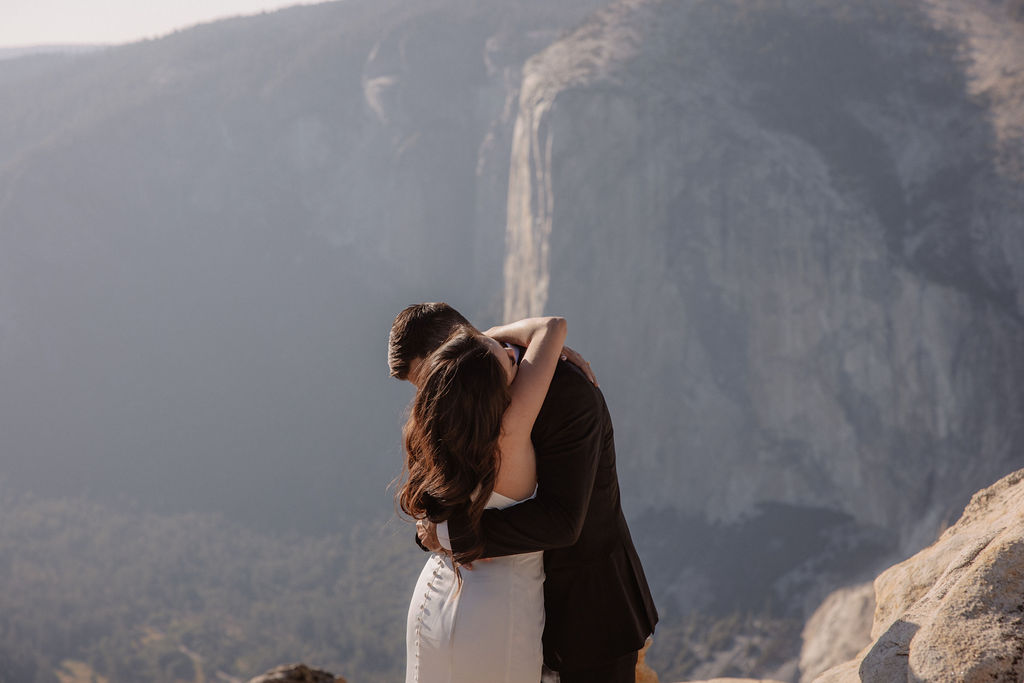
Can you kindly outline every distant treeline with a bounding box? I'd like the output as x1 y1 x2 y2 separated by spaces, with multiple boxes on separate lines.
0 488 816 682
0 489 415 683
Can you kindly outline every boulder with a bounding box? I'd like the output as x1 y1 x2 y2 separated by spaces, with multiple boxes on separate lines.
799 582 875 682
247 663 346 683
814 468 1024 682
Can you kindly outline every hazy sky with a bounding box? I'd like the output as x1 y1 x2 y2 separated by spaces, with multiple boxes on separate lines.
1 0 319 48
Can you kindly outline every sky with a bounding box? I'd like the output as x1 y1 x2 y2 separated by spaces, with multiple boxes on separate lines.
1 0 319 48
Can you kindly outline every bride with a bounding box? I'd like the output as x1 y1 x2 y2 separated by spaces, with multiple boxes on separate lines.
397 316 567 683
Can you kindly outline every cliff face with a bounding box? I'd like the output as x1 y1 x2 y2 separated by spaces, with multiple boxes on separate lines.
503 0 1024 551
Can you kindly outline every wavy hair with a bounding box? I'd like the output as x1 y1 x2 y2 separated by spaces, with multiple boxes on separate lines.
397 327 510 567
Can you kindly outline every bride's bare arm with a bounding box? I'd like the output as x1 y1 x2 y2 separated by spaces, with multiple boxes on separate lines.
485 324 596 386
492 317 567 500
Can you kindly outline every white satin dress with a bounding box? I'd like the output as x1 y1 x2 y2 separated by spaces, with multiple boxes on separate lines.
406 492 545 683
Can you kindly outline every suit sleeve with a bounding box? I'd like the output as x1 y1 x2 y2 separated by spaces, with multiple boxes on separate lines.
448 370 603 558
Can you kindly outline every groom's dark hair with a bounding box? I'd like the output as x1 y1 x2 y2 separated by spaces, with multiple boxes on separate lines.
388 302 473 380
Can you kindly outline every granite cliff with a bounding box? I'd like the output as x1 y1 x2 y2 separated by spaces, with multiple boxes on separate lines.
503 0 1024 554
500 2 1023 674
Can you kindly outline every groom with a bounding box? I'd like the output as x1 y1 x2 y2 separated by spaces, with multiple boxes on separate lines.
388 302 658 683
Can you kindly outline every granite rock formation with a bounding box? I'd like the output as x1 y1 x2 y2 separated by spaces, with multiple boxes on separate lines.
502 3 1024 674
503 0 1024 554
799 582 874 683
248 663 346 683
814 468 1024 682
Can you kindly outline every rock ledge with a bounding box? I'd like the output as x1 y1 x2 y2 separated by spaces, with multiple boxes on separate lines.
815 468 1024 682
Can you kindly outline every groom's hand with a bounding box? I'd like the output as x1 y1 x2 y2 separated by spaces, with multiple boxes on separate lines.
560 345 598 386
416 519 443 553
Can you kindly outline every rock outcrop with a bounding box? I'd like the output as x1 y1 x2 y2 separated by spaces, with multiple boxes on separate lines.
799 583 875 683
248 663 345 683
815 468 1024 682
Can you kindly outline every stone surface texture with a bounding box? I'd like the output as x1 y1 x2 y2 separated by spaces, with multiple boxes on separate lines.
799 582 875 682
248 663 346 683
814 468 1024 682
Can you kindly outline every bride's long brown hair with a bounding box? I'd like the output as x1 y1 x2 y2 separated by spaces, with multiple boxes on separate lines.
397 327 511 567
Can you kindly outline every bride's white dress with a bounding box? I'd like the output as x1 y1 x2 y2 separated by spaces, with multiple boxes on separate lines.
406 491 545 683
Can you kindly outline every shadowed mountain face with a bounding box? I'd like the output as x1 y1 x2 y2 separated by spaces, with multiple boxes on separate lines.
503 0 1024 559
0 0 608 531
497 5 1024 673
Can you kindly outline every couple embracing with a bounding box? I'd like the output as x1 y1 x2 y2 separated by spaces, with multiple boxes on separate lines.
389 303 658 683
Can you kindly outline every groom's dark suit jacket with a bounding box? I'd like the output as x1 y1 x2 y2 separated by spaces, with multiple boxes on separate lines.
447 359 658 672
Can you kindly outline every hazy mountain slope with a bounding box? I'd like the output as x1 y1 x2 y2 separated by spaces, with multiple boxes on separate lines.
0 0 607 531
